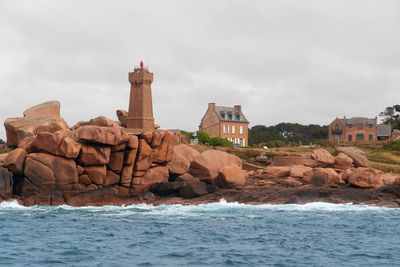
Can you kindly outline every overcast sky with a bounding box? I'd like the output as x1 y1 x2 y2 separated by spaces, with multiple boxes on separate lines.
1 0 399 140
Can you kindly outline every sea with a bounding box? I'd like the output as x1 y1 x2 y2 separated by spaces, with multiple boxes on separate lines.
0 199 399 267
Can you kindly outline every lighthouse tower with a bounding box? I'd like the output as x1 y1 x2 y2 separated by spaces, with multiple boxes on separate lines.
126 61 155 131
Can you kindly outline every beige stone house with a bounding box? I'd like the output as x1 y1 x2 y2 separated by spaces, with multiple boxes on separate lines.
199 103 249 147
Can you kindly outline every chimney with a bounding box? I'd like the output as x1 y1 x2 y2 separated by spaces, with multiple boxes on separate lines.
208 103 216 111
234 105 242 112
344 115 346 120
375 116 378 125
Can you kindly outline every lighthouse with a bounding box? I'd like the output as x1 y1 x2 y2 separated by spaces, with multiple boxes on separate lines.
126 61 155 131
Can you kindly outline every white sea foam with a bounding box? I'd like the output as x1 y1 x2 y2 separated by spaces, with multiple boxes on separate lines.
0 198 396 215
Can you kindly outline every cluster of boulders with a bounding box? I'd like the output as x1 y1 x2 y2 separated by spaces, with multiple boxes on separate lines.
254 147 399 189
0 101 247 205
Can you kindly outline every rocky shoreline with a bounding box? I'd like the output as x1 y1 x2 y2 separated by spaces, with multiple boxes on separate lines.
1 101 400 208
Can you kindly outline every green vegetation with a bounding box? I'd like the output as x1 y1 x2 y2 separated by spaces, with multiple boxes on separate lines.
379 104 400 130
180 130 194 139
248 123 328 146
383 140 400 151
197 130 210 144
209 137 233 148
0 139 4 144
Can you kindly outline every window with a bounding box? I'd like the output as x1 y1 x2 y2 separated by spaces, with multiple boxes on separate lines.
356 134 364 141
236 115 241 120
369 124 372 128
348 135 352 141
232 126 235 134
233 138 236 144
369 135 373 141
348 124 353 128
223 125 229 133
357 124 363 130
240 126 243 134
335 134 340 140
243 139 245 146
335 124 339 131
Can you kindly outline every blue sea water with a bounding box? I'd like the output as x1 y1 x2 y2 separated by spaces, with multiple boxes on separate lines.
0 200 399 266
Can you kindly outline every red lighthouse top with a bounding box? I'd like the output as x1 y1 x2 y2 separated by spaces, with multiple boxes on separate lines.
140 60 143 69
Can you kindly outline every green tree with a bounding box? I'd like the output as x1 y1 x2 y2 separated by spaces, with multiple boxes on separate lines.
379 105 400 130
197 130 210 144
0 139 5 144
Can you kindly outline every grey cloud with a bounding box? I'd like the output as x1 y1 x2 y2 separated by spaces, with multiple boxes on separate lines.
1 0 400 140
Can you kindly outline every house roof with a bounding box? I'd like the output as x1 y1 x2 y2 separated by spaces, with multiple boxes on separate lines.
339 117 376 126
215 106 248 123
377 124 392 136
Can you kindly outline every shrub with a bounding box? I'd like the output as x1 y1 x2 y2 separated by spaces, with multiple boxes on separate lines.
180 130 194 139
266 141 276 148
209 137 233 148
274 140 287 147
0 139 4 144
316 139 331 147
197 130 210 144
383 140 400 151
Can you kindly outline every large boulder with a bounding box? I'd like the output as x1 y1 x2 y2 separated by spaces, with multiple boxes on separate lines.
116 110 128 128
0 167 13 198
392 129 400 140
4 115 69 147
214 165 246 188
75 125 129 145
78 143 111 166
23 153 78 195
131 166 169 192
134 139 153 172
3 148 27 175
179 181 208 198
174 144 200 162
333 152 353 170
153 131 176 163
269 155 315 167
336 147 369 167
32 130 81 159
108 151 124 173
89 116 120 128
190 150 242 183
259 166 291 179
23 101 60 117
311 149 335 167
84 165 107 185
309 168 340 186
167 144 200 175
290 165 312 178
349 168 397 188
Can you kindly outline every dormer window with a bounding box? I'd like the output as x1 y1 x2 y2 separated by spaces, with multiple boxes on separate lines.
228 114 232 120
221 112 226 119
236 114 241 121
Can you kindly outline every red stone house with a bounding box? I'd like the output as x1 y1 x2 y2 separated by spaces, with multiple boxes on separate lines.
167 129 190 144
199 103 249 147
329 116 392 144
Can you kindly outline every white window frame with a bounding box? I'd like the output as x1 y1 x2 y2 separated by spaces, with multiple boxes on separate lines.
240 126 243 135
232 126 235 134
223 125 229 134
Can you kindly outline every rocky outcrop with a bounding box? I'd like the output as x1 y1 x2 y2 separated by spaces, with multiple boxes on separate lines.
311 149 335 167
336 147 369 167
3 148 27 175
333 152 353 170
0 167 13 198
23 153 78 194
32 130 81 159
260 166 292 179
190 150 242 183
167 144 200 175
4 115 69 147
214 165 246 189
23 101 60 117
349 168 398 188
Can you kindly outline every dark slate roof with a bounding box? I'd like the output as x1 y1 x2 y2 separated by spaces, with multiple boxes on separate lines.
215 106 248 123
339 117 376 126
377 124 392 136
